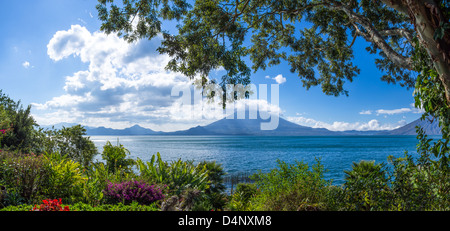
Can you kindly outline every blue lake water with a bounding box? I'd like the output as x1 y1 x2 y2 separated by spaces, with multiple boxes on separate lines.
90 135 428 185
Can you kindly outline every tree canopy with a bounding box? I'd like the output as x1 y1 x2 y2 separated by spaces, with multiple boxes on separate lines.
96 0 448 95
96 0 449 134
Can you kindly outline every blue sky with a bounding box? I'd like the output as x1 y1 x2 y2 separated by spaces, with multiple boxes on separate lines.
0 0 423 132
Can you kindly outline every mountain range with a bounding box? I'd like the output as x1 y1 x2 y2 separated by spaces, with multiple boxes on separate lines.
58 114 442 136
378 117 442 136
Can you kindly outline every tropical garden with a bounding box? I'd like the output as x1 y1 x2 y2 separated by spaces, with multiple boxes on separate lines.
1 0 450 211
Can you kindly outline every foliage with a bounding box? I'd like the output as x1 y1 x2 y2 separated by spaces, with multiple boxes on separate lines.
413 42 450 169
227 183 258 211
387 127 450 211
96 0 450 100
70 201 160 211
200 161 226 194
0 188 26 208
96 0 190 42
340 160 391 211
0 90 97 162
82 160 137 205
161 188 203 211
39 125 98 168
0 203 33 211
334 127 450 211
0 153 50 203
0 91 37 152
103 180 165 205
81 172 104 206
1 201 159 211
42 152 86 203
31 198 70 211
136 153 209 195
198 160 227 210
250 158 330 211
0 105 13 148
101 140 135 174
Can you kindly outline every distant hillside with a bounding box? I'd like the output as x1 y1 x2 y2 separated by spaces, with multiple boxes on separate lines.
52 114 441 136
85 125 159 135
379 117 442 136
165 113 338 136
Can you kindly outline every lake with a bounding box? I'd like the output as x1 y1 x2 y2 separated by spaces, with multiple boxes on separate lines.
89 135 430 185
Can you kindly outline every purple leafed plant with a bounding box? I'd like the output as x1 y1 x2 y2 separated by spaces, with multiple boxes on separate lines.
103 180 165 205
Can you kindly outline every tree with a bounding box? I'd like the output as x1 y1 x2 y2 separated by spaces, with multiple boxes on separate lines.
41 125 98 168
0 105 13 147
97 0 450 163
97 0 448 105
101 140 135 174
96 0 448 98
0 90 37 151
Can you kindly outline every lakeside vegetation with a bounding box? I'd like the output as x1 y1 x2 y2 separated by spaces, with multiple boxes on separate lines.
1 91 450 211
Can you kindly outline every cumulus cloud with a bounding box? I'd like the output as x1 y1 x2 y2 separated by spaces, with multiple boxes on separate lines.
22 61 30 68
286 116 406 131
36 25 190 129
47 25 92 61
272 74 286 84
35 25 280 131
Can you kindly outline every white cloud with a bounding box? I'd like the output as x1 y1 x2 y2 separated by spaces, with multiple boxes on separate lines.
376 108 411 115
34 25 282 131
35 25 189 129
22 61 30 68
47 25 92 61
272 74 286 84
359 110 372 115
286 116 405 131
373 104 425 116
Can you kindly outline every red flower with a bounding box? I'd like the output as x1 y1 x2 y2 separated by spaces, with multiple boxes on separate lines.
31 198 70 211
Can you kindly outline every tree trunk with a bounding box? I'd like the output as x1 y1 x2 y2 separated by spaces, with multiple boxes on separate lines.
383 0 450 105
410 0 450 105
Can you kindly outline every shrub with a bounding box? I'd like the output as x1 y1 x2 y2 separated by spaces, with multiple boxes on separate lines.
250 158 330 211
1 104 36 152
0 105 13 148
198 161 227 210
136 153 209 195
103 180 165 205
31 198 70 211
39 125 98 168
337 127 450 211
0 203 33 211
0 153 50 203
42 152 85 203
101 140 135 174
69 201 160 211
388 153 450 210
340 160 391 211
0 202 160 211
228 183 258 211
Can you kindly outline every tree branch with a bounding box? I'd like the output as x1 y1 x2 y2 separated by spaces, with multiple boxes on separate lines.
380 0 410 15
378 28 415 45
329 2 414 70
